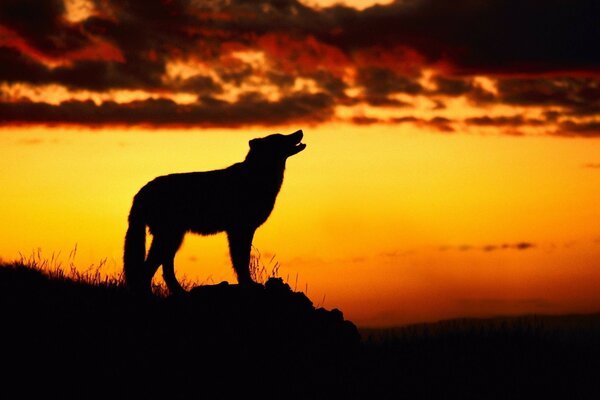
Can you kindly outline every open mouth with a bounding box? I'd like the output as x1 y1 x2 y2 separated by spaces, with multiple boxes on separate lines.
290 130 306 154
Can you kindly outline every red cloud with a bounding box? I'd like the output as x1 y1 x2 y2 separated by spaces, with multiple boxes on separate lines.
0 24 123 66
257 33 349 75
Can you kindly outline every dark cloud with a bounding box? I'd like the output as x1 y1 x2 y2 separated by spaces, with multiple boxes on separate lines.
56 60 165 91
491 78 600 116
362 96 409 107
0 0 86 55
309 71 349 99
583 163 600 169
432 76 473 96
392 116 454 132
465 115 546 127
356 67 423 106
328 0 600 74
0 0 598 127
556 120 600 137
176 75 222 94
218 64 254 86
351 116 381 125
0 49 162 91
349 115 454 132
441 242 537 252
357 68 423 96
0 92 333 127
0 47 52 84
483 242 536 252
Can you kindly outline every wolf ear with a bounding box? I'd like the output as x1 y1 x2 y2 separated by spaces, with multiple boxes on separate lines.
249 138 258 149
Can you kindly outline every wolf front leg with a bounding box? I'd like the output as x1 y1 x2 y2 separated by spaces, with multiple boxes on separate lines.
227 228 256 286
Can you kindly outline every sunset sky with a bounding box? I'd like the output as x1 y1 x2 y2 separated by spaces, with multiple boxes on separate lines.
1 0 599 327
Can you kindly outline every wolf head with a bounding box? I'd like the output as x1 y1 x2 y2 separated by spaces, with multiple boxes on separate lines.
246 130 306 164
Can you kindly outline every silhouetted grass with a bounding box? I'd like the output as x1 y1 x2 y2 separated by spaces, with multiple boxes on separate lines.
1 258 599 399
16 246 121 288
15 246 287 296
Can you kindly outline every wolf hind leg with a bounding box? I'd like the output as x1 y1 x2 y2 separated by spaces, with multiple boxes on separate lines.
142 231 184 295
140 234 167 294
157 231 185 295
227 228 256 286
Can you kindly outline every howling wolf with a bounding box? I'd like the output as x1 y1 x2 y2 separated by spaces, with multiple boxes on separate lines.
123 130 306 294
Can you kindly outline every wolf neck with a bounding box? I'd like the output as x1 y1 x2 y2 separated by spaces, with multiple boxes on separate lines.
242 158 286 188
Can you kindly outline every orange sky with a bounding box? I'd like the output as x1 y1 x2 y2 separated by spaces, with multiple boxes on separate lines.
1 0 600 327
1 123 599 327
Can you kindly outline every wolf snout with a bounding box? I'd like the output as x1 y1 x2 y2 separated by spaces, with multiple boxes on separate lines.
291 129 303 143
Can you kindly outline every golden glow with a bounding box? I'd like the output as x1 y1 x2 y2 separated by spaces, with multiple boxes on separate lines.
64 0 96 23
417 69 438 92
229 50 267 68
163 56 284 102
164 59 213 82
299 0 395 10
292 78 321 94
473 76 499 96
1 124 600 327
0 83 197 105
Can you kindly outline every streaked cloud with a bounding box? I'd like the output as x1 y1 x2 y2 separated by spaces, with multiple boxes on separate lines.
440 242 537 253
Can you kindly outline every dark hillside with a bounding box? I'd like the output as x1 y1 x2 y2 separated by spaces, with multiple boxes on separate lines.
0 262 359 399
1 262 599 399
357 314 600 399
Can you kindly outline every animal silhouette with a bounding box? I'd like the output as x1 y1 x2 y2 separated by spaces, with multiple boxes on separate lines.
123 130 306 294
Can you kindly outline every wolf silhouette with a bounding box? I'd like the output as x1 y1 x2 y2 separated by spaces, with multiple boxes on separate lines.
123 130 306 294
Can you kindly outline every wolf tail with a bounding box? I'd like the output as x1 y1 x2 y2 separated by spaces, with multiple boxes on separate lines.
123 195 147 291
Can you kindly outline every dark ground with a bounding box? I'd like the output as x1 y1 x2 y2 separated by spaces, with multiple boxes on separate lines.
1 262 599 399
